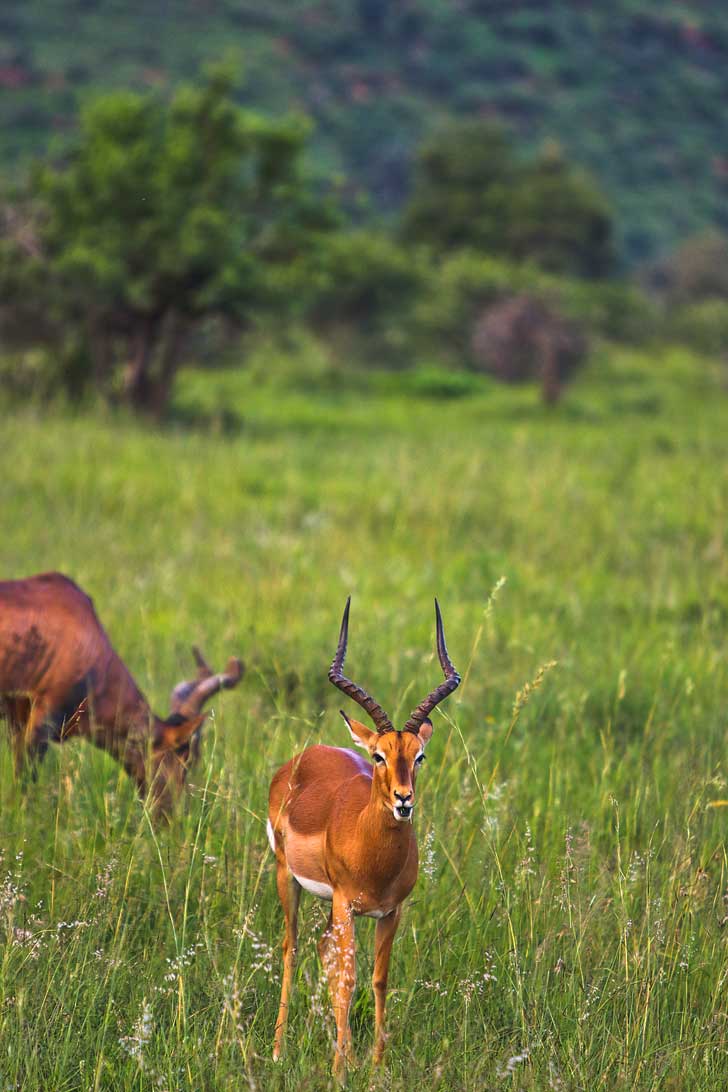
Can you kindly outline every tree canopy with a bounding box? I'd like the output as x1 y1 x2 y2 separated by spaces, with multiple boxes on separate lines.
402 122 615 279
0 67 337 415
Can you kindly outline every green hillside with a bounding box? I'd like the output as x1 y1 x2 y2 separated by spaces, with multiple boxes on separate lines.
2 0 727 263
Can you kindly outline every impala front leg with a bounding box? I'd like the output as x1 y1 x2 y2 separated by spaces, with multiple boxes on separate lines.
372 906 401 1064
320 894 356 1082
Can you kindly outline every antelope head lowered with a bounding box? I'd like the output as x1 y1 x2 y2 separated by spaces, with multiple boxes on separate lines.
268 597 460 1080
0 572 243 816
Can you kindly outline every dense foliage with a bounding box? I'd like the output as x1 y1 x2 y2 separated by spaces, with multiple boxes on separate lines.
2 0 728 261
402 123 614 278
0 69 634 413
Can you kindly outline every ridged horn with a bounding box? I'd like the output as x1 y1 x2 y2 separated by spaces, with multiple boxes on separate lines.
401 599 460 733
328 597 394 735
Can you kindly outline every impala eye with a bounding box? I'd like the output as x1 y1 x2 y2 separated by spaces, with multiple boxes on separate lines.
372 753 385 766
414 752 426 766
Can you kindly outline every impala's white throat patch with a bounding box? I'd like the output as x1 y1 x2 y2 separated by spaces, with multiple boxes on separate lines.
292 871 334 900
266 818 276 852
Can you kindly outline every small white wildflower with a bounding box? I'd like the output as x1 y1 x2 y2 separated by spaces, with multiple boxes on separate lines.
421 830 437 880
497 1048 529 1079
94 857 117 900
119 999 153 1067
579 982 600 1022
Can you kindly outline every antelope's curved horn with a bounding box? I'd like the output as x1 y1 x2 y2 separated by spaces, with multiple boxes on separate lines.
328 597 394 735
170 654 244 717
401 600 460 734
192 645 213 678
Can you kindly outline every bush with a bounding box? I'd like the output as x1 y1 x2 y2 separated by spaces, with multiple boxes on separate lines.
403 364 482 399
670 299 728 356
303 230 428 364
647 232 728 307
470 294 588 403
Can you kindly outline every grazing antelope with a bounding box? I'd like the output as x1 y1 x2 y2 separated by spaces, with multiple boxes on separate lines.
268 597 460 1078
0 572 243 814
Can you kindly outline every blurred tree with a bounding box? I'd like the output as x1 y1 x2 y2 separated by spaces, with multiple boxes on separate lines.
470 293 588 404
506 141 614 277
307 230 425 329
401 119 516 254
0 66 336 416
401 121 615 278
298 230 427 364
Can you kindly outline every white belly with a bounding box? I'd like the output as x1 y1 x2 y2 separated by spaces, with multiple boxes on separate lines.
291 871 334 900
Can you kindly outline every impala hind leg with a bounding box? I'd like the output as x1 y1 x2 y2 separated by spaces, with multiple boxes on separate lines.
372 906 401 1064
272 862 301 1061
318 895 356 1082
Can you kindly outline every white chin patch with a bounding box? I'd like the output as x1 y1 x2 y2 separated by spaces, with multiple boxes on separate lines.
266 818 276 852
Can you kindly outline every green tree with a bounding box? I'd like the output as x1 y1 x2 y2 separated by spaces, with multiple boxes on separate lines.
401 121 614 279
0 67 336 416
401 120 517 255
506 142 614 278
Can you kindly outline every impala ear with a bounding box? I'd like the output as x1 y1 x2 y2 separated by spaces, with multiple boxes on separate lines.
417 718 434 747
339 710 377 751
157 713 206 751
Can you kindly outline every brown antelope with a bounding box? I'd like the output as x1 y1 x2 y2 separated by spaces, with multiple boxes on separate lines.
0 571 243 814
268 597 460 1078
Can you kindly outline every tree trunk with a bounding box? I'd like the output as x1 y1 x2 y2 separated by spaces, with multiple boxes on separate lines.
147 310 187 421
122 317 157 412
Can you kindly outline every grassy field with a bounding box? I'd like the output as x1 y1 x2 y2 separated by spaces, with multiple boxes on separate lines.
1 345 727 1089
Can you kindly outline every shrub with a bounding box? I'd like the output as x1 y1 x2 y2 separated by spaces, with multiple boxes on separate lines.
470 294 588 403
670 299 728 356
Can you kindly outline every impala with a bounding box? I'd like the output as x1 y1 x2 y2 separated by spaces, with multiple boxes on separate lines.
267 597 460 1078
0 571 243 814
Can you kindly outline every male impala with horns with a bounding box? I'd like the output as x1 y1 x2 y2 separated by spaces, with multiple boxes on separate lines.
267 597 460 1079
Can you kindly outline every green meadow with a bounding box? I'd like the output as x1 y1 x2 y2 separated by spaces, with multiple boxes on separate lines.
1 345 727 1089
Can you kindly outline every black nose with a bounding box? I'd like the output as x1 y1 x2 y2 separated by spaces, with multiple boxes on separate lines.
394 790 412 803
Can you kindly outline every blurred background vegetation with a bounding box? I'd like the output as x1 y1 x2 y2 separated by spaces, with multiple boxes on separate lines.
2 0 728 263
1 1 727 418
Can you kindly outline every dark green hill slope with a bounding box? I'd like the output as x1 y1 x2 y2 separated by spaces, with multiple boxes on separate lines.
2 0 726 262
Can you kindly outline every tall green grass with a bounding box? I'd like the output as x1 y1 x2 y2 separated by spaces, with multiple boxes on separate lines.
1 346 727 1088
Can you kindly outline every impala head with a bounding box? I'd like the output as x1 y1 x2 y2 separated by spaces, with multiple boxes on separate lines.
148 647 244 813
329 597 460 824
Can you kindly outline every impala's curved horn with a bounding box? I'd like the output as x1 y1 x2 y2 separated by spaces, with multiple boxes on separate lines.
401 600 460 734
328 597 394 735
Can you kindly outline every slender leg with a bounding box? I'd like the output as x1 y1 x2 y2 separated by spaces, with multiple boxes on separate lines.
318 908 351 1060
3 697 49 781
372 906 401 1064
24 736 50 782
320 893 356 1082
317 908 336 989
273 861 301 1061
